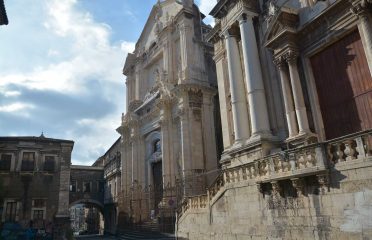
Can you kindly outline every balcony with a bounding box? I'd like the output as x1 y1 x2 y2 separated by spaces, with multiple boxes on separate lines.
177 130 372 220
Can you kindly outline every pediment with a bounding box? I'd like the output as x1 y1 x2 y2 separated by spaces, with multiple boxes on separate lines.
264 7 299 49
136 0 183 52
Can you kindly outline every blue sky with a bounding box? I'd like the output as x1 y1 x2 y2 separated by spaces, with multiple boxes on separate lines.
0 0 215 165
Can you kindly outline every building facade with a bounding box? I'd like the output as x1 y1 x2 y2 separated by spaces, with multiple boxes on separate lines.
177 0 372 239
0 136 74 239
117 0 220 231
94 137 121 234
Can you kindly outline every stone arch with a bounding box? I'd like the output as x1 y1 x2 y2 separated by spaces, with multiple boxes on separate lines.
69 199 104 212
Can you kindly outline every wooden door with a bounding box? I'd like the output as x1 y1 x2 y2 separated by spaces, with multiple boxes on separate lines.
310 30 372 140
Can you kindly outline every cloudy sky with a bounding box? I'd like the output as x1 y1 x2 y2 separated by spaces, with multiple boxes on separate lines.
0 0 216 165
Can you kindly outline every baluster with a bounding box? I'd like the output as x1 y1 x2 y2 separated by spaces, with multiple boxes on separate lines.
326 144 335 164
336 143 345 162
289 153 296 171
306 150 316 167
344 139 356 161
355 136 366 159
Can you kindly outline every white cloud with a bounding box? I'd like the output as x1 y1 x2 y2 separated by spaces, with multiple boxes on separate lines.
0 0 133 164
0 103 35 113
3 91 22 97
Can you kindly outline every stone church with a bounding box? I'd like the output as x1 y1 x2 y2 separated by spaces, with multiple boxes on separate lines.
176 0 372 239
117 0 221 231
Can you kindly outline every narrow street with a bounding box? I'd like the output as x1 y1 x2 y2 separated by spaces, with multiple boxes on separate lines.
75 231 176 240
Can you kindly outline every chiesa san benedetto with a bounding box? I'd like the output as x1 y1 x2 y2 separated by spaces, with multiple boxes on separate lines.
116 0 221 232
116 0 372 238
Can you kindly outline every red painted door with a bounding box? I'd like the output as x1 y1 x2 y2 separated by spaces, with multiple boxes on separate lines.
310 30 372 140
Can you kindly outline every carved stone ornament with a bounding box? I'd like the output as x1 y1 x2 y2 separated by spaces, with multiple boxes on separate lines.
291 178 305 196
317 174 329 194
350 0 372 17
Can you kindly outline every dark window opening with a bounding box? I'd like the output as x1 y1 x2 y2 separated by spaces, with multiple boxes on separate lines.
5 202 17 222
84 182 91 193
0 154 11 171
70 181 77 192
43 156 55 172
21 152 35 171
33 210 44 220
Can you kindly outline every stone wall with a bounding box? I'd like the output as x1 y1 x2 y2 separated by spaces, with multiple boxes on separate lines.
177 157 372 240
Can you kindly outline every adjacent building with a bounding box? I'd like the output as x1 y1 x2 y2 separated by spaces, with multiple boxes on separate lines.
177 0 372 239
0 135 74 238
94 137 121 234
117 0 221 232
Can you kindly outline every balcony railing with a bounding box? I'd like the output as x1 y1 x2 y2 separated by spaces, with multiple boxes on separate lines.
177 130 372 220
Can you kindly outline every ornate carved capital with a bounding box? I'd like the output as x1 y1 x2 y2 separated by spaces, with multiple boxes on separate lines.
273 56 286 69
271 181 281 195
351 0 372 18
284 50 299 65
317 173 329 194
291 178 305 196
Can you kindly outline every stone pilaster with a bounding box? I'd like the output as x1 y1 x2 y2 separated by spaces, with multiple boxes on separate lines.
179 18 194 82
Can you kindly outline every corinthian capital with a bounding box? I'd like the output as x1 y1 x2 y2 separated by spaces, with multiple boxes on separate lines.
350 0 372 17
273 56 286 69
284 50 299 64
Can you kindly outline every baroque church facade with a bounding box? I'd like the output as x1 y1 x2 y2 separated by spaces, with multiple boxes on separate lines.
176 0 372 239
117 0 221 231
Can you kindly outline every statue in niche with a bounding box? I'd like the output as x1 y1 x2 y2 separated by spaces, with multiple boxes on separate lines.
154 139 161 153
150 139 162 163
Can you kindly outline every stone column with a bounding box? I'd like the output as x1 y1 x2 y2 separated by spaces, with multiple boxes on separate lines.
286 52 311 134
224 30 250 144
275 58 298 137
239 15 271 138
351 1 372 74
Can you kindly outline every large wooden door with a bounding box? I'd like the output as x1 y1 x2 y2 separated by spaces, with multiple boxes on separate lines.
152 162 163 213
310 30 372 139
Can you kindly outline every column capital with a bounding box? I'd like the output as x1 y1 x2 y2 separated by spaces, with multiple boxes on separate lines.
238 13 254 25
350 0 372 17
285 50 299 65
273 56 287 69
222 27 239 39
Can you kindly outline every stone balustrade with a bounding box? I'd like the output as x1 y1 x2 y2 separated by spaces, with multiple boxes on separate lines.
177 130 372 220
326 130 371 165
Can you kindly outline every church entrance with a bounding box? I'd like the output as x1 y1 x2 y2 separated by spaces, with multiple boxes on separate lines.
310 30 372 140
152 161 163 214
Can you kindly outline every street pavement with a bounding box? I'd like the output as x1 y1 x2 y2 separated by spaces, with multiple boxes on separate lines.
75 231 176 240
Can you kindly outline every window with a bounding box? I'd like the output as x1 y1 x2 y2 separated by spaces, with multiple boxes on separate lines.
43 156 55 172
33 210 44 220
31 199 46 228
0 154 11 171
21 152 35 171
33 199 45 208
83 182 91 193
5 201 17 222
70 181 76 192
